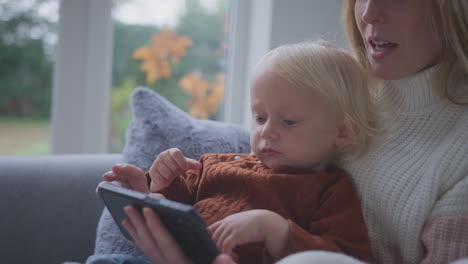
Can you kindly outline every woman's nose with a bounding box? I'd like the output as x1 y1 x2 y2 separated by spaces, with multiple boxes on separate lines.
361 0 386 25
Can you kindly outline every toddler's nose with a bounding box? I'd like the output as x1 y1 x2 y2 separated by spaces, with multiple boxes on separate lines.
260 121 279 140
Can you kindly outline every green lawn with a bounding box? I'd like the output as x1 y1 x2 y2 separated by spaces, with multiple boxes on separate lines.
0 118 50 155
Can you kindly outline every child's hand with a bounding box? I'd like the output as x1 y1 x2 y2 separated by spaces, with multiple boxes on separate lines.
208 210 289 260
100 163 149 193
149 148 201 192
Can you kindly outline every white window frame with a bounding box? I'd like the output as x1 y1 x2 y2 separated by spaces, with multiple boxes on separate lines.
223 0 273 128
51 0 113 154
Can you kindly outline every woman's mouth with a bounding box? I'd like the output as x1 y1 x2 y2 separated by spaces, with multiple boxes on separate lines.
369 40 398 60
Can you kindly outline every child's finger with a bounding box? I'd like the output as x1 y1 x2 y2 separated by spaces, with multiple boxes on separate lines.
160 151 185 174
102 171 129 188
185 158 202 170
102 170 115 180
112 163 145 178
150 167 173 191
217 226 233 253
148 192 166 199
120 181 131 190
102 171 130 188
207 223 221 248
225 247 238 263
218 234 240 262
149 156 179 187
112 164 147 192
210 223 227 251
167 148 189 170
214 254 238 264
95 181 120 195
157 160 178 181
207 221 221 235
221 235 237 257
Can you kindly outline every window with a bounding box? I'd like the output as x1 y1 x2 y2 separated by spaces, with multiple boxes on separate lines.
0 0 58 155
109 0 230 152
41 0 266 154
2 1 343 155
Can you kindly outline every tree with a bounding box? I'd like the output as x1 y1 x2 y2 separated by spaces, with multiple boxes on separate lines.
0 0 55 117
112 21 158 88
131 0 228 119
133 26 193 84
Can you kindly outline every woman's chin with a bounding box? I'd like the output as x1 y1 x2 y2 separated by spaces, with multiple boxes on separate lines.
370 61 422 80
371 65 401 80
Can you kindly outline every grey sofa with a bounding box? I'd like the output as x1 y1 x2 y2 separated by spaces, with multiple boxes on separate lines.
1 154 121 264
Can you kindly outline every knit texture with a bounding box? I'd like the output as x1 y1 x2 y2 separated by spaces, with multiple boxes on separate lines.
159 154 371 264
342 66 468 263
421 214 468 263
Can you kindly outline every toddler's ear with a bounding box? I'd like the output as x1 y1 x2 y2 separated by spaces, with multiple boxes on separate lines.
335 118 359 148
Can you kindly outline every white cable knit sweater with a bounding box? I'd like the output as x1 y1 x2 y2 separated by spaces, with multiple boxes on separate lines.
342 66 468 263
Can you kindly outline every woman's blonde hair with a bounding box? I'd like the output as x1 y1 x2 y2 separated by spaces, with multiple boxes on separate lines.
254 40 379 162
342 0 468 104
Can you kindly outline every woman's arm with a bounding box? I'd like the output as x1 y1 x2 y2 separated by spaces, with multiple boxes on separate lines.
421 174 468 263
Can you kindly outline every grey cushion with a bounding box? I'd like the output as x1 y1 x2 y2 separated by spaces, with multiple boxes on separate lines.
94 87 250 255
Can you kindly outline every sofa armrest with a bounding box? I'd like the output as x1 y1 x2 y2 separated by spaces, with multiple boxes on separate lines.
0 154 121 264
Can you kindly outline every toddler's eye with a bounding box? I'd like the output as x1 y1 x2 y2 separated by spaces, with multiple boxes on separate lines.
256 116 267 123
283 120 297 126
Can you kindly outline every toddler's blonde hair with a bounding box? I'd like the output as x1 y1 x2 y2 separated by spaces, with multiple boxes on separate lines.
253 40 378 162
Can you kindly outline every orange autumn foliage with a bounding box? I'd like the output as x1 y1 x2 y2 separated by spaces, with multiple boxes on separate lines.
178 71 224 119
133 27 224 119
133 26 192 83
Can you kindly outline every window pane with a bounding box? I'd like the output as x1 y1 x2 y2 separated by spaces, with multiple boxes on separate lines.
0 0 58 155
109 0 229 153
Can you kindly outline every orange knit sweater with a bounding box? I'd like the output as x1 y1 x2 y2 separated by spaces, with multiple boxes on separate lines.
158 153 371 264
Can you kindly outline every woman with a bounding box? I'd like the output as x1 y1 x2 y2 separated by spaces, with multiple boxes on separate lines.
120 0 468 263
281 0 468 263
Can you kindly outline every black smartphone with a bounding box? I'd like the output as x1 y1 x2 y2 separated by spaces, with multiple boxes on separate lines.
97 183 219 264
